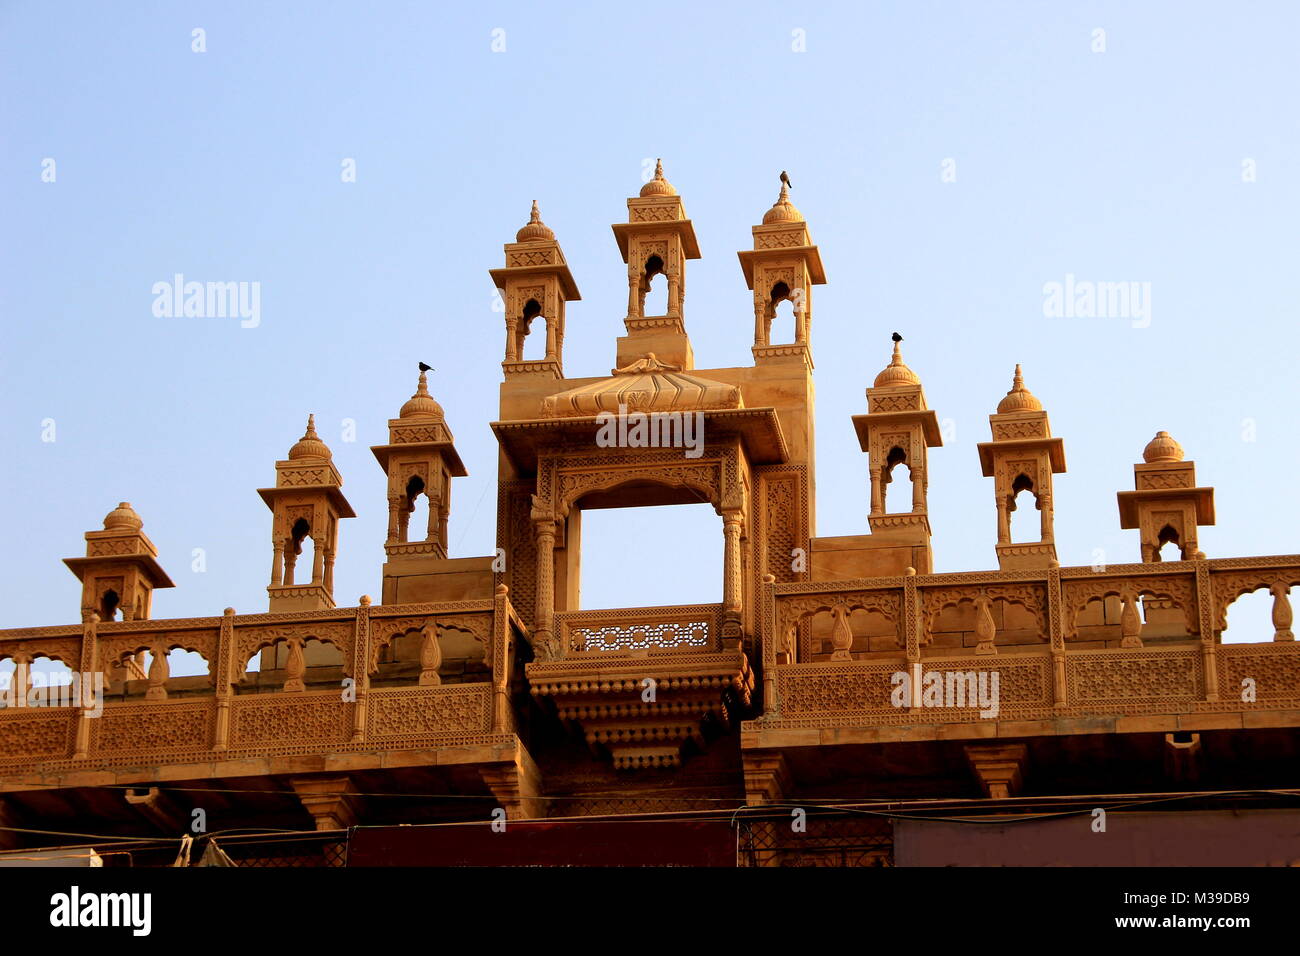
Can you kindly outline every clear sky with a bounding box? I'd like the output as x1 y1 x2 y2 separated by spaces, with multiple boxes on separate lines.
3 1 1296 646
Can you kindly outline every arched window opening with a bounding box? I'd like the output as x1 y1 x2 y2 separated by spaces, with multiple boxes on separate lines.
882 446 910 514
285 518 312 586
1222 587 1278 645
402 475 427 542
769 282 795 345
642 255 667 316
1156 525 1181 562
1009 474 1037 543
520 299 547 360
100 589 120 621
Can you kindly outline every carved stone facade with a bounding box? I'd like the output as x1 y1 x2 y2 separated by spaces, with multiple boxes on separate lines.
2 167 1297 865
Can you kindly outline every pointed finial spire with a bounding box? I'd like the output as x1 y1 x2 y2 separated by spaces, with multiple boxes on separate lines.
872 332 921 387
639 157 678 197
288 413 332 459
1011 364 1025 391
762 170 804 223
400 364 445 419
515 199 555 242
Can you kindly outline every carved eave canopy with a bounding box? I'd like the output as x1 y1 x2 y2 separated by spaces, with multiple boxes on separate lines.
611 216 702 261
491 407 788 473
370 433 468 477
256 484 357 518
63 553 175 589
976 437 1066 477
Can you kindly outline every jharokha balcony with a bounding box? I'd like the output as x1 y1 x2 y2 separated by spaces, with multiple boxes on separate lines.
2 167 1298 849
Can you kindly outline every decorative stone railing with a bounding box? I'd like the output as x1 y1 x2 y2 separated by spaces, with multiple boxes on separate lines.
554 603 725 657
759 555 1300 720
0 587 527 773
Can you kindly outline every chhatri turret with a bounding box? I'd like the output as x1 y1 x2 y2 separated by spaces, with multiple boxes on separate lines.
977 365 1067 570
258 415 355 611
1117 430 1214 562
737 175 826 370
851 335 943 572
611 160 701 370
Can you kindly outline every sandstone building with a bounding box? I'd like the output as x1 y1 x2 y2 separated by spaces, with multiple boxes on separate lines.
2 165 1298 866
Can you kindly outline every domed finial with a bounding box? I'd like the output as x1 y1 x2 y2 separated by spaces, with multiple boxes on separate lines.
400 364 445 419
1143 430 1185 463
762 171 804 224
872 333 921 388
639 158 678 197
103 501 144 532
515 200 555 242
288 414 332 460
996 364 1043 414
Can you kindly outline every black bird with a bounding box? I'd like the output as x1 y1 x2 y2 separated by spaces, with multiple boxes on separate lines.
891 332 903 343
418 361 434 373
780 170 793 189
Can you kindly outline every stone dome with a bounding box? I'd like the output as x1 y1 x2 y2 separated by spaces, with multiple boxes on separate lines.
103 502 143 532
873 341 921 388
1143 430 1185 463
515 200 555 243
288 414 332 460
639 159 677 197
996 365 1043 414
400 371 445 419
762 182 804 224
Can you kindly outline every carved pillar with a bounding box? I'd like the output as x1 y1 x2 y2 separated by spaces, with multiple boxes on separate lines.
910 463 925 512
311 535 325 584
533 516 558 658
996 496 1010 545
723 510 744 618
213 607 235 751
869 470 883 517
492 584 513 732
544 316 557 361
1195 560 1219 701
73 613 99 759
1271 584 1294 642
627 270 641 318
753 295 766 346
324 549 335 595
1047 568 1066 709
386 494 401 544
504 317 519 362
352 598 370 742
761 574 778 712
1038 492 1054 542
270 544 284 586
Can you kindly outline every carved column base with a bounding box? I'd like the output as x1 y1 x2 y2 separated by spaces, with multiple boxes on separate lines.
964 742 1028 799
290 776 362 830
742 752 791 806
479 749 544 820
125 787 185 831
1164 732 1203 783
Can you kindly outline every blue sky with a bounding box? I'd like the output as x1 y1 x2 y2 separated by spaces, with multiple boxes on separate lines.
2 1 1296 645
